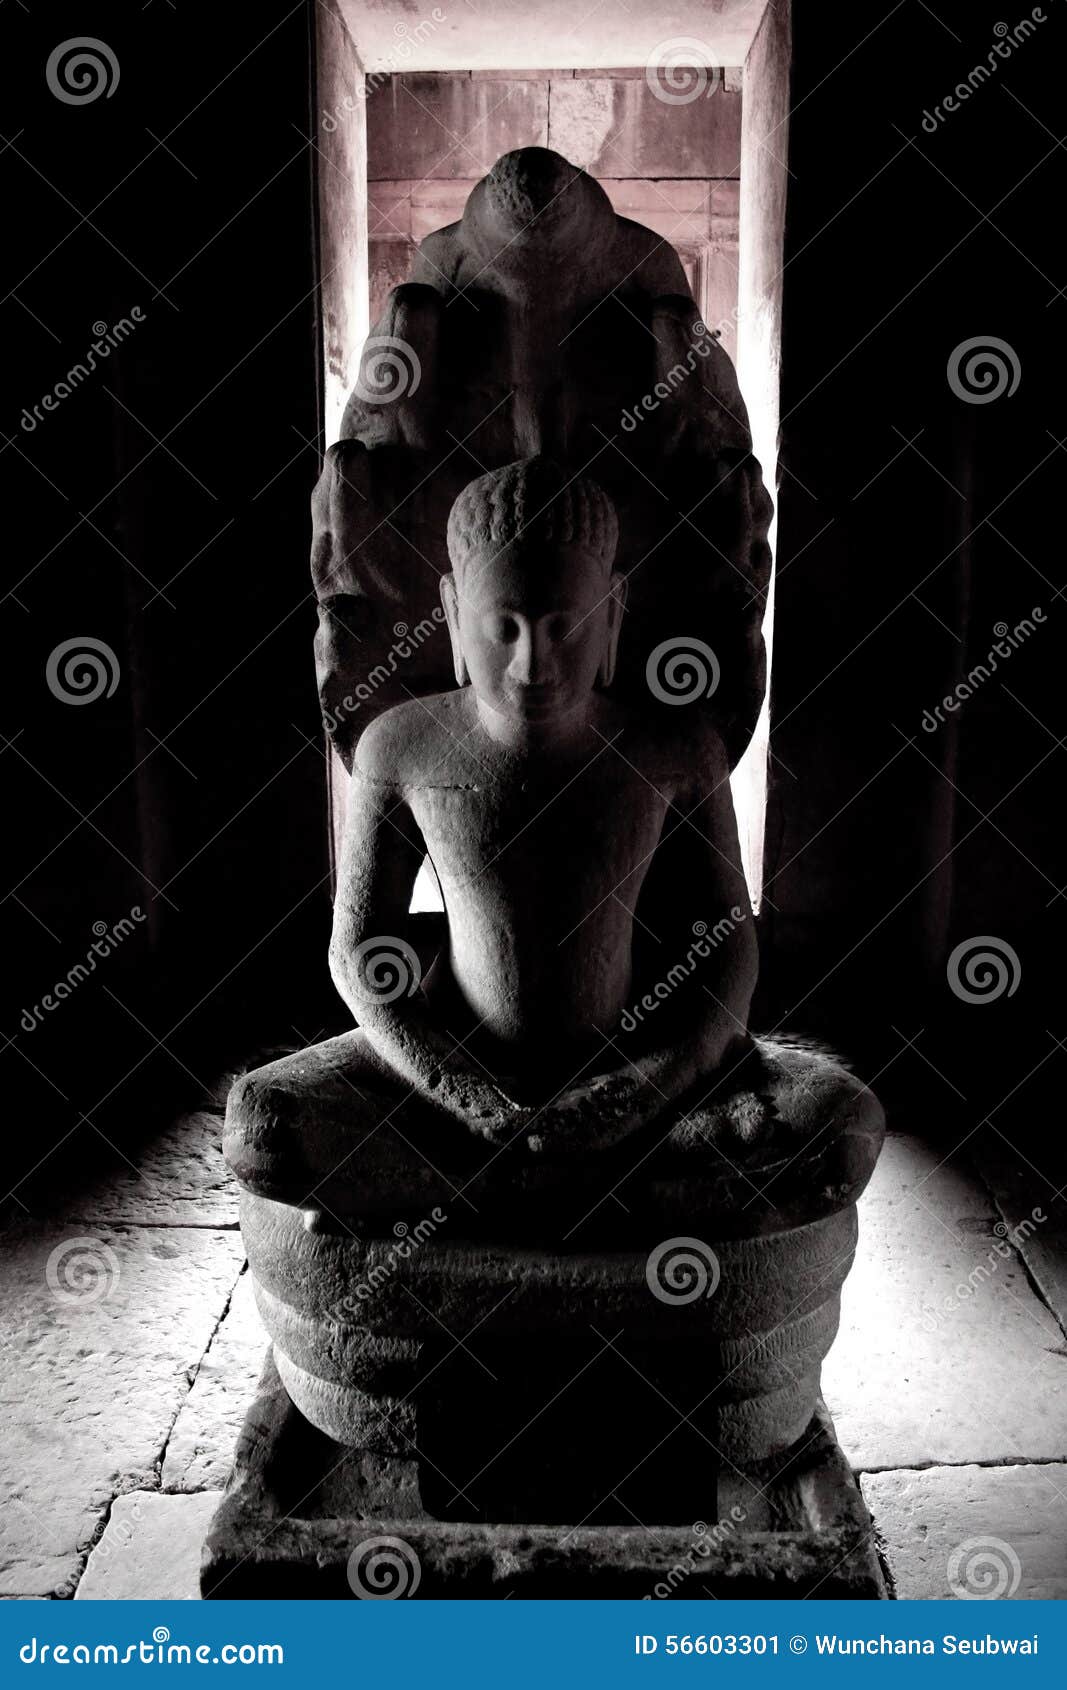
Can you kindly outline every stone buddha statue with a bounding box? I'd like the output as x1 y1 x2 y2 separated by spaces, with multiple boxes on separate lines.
226 458 876 1219
205 150 887 1597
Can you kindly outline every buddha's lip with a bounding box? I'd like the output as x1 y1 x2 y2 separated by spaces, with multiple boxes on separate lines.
508 688 566 717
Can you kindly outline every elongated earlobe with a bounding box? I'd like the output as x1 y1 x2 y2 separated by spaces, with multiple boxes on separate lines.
440 573 469 686
597 573 627 688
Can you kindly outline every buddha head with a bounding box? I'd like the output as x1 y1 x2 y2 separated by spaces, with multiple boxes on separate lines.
463 148 613 262
442 457 625 735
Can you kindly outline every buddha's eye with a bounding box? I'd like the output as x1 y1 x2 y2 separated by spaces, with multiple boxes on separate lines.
547 615 574 642
492 616 519 643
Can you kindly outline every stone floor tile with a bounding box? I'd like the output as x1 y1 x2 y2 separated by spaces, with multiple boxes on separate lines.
162 1270 266 1492
972 1126 1067 1340
862 1463 1067 1599
75 1491 223 1600
0 1225 243 1596
46 1114 237 1229
823 1135 1067 1469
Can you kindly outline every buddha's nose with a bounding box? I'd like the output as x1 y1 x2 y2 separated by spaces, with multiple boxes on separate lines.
511 626 551 686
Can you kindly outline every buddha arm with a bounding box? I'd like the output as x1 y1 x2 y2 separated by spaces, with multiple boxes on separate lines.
626 763 758 1096
329 763 523 1133
528 747 757 1150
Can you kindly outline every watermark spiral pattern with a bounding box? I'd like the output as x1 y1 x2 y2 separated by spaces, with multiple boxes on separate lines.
46 38 120 105
46 637 120 705
947 336 1020 404
946 936 1021 1003
353 936 422 1004
46 1238 121 1306
947 1536 1022 1599
347 1535 422 1599
645 39 720 106
353 336 422 405
646 1237 720 1305
646 637 720 705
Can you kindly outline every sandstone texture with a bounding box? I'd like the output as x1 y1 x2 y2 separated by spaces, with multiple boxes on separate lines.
0 1223 242 1596
162 1270 266 1492
824 1135 1067 1470
862 1463 1067 1600
75 1490 225 1600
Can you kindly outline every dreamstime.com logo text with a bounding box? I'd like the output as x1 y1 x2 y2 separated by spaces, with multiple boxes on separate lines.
920 610 1045 732
621 318 718 433
19 1628 283 1666
643 1510 748 1598
322 610 445 735
321 11 447 128
52 1500 145 1597
620 911 746 1033
920 10 1051 132
327 1208 447 1321
20 311 145 432
19 909 146 1033
921 1207 1045 1333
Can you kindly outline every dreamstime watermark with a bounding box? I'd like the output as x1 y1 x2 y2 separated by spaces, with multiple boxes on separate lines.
45 1237 122 1306
920 610 1045 732
920 11 1050 132
53 1498 144 1597
327 1208 447 1321
645 39 722 105
322 609 445 735
643 1510 748 1598
947 935 1021 1004
352 335 422 405
45 636 121 705
19 1629 284 1665
620 911 746 1034
322 11 447 129
646 1237 720 1304
947 1536 1023 1599
920 1207 1045 1334
646 637 720 705
620 318 718 432
347 1534 422 1598
352 935 422 1003
19 909 146 1033
947 335 1021 403
45 37 120 105
21 310 145 433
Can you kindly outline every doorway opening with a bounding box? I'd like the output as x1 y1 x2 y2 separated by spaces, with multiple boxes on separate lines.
313 0 790 905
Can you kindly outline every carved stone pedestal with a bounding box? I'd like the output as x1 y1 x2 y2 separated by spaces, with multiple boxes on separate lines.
201 1354 884 1597
204 1065 886 1598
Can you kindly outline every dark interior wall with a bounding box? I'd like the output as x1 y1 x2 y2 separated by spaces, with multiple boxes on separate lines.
762 0 1065 1125
2 2 332 1186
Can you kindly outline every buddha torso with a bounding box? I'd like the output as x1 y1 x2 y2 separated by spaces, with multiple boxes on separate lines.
366 692 698 1072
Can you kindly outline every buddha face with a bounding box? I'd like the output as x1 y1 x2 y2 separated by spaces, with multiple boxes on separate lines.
441 540 624 736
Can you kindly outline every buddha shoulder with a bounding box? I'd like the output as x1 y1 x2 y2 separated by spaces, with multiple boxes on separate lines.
353 693 480 791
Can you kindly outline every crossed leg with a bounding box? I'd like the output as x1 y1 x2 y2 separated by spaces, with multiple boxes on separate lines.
223 1030 477 1218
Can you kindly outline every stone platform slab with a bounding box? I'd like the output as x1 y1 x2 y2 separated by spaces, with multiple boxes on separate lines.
201 1354 885 1599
